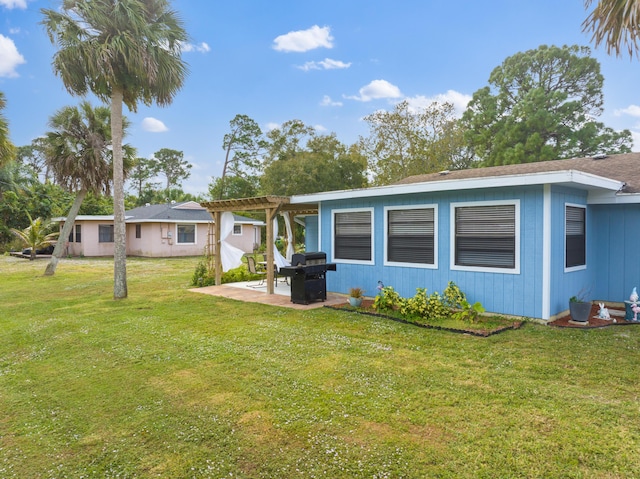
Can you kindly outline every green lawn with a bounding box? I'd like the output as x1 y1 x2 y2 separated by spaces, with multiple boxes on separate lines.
1 256 639 478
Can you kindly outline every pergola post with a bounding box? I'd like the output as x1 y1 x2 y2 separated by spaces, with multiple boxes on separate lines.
213 210 222 286
266 207 279 294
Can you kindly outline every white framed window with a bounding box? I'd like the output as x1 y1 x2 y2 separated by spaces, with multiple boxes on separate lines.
233 224 242 235
176 224 196 244
384 204 437 268
98 224 114 243
565 203 586 271
332 207 374 264
450 200 520 274
75 224 82 243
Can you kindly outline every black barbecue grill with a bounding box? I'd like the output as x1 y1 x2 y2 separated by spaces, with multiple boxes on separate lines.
279 252 336 304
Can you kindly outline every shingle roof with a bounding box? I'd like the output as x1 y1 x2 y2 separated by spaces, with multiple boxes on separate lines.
125 202 263 224
395 152 640 194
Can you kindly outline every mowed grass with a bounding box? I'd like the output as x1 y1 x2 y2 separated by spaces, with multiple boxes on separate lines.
0 256 639 478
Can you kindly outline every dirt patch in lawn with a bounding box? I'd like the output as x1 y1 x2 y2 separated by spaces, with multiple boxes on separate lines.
326 300 524 337
549 303 640 328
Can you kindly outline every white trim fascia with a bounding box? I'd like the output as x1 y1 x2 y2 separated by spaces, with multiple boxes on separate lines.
564 203 587 273
290 170 624 204
318 203 322 251
383 204 438 269
53 215 120 222
449 199 521 275
130 219 212 224
542 185 551 320
587 191 640 204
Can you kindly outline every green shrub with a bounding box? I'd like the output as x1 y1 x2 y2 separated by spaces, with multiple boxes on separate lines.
451 300 486 323
191 259 215 287
443 281 467 309
192 256 259 287
401 288 451 321
373 286 403 313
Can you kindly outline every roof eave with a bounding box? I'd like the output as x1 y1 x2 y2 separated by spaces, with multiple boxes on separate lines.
290 170 624 204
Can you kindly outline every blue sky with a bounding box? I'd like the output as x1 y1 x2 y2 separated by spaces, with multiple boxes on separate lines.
1 0 639 196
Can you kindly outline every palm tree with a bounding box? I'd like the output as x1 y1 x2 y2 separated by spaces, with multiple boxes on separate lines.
0 92 16 168
11 213 59 261
43 101 134 276
41 0 188 299
583 0 640 58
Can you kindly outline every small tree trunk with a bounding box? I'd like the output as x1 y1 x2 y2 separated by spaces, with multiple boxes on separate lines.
44 190 87 276
111 87 128 299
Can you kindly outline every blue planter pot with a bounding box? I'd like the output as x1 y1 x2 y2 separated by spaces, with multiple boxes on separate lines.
349 297 363 307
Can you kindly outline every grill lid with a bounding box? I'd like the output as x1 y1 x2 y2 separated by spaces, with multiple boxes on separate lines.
291 251 326 266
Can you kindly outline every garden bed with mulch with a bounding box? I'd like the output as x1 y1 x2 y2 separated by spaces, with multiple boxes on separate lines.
548 303 640 328
326 299 524 337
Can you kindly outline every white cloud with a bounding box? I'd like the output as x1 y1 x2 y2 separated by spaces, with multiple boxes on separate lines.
405 90 472 117
298 58 351 71
141 117 168 133
181 41 210 54
320 95 343 107
265 122 280 131
0 34 25 78
9 27 20 34
631 126 640 151
345 79 402 102
314 124 327 132
615 105 640 117
0 0 27 8
273 25 333 53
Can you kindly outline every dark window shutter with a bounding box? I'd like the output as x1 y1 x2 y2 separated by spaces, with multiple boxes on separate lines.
566 206 585 268
387 208 434 264
455 205 515 269
335 211 372 261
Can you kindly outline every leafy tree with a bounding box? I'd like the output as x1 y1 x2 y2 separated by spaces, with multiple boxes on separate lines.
263 119 316 165
16 138 50 182
79 192 114 215
42 0 188 299
43 101 134 276
208 175 258 200
0 181 72 250
583 0 640 58
128 157 159 198
150 148 191 192
462 44 632 166
10 213 59 260
360 100 469 185
0 92 15 168
218 114 265 199
261 133 367 195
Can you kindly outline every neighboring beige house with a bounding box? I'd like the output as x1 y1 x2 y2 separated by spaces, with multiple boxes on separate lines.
56 201 263 258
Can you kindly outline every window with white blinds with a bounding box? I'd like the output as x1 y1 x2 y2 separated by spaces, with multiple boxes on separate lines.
387 207 435 265
334 210 372 261
565 205 586 269
454 204 516 269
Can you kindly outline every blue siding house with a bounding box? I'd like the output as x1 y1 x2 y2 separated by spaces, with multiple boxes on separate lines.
291 153 640 321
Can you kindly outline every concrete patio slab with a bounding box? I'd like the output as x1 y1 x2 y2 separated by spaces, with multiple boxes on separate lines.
189 281 346 310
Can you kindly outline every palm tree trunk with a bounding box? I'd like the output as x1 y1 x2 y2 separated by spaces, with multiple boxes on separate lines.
111 87 128 299
44 189 87 276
